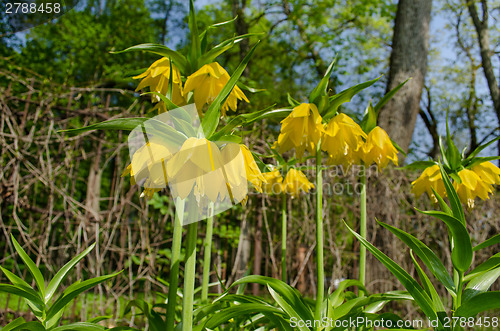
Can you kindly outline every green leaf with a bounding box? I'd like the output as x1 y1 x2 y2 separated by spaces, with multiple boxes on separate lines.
415 209 472 273
323 76 382 120
202 41 259 138
0 267 45 317
445 116 461 171
111 44 187 72
464 136 500 162
0 317 26 331
343 222 437 320
267 286 310 331
463 266 500 302
6 321 46 331
432 188 453 216
0 284 44 306
10 235 45 299
45 243 95 303
188 0 201 66
328 279 367 308
465 253 500 282
455 292 500 317
60 118 148 134
438 163 465 225
46 272 121 321
204 303 286 329
197 33 261 68
360 101 377 133
287 93 300 107
378 221 455 294
51 323 106 330
374 78 410 113
463 156 500 168
309 57 336 105
473 233 500 252
198 16 238 40
410 251 447 315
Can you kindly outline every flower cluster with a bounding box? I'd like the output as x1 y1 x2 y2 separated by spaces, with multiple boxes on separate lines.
124 137 265 202
135 58 248 115
411 161 500 208
274 103 398 170
262 168 314 197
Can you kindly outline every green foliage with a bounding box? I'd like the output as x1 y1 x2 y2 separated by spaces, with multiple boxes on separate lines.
0 236 121 330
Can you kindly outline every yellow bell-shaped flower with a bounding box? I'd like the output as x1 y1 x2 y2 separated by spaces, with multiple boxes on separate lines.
134 57 185 111
282 168 314 198
361 126 398 169
321 113 366 168
183 62 249 116
275 103 324 159
410 164 446 202
471 161 500 185
262 169 284 195
167 137 228 202
240 144 266 193
453 168 493 209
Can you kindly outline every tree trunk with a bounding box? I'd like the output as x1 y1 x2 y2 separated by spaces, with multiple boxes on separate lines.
467 0 500 157
378 0 432 162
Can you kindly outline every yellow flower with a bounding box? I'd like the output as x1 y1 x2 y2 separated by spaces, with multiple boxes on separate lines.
411 164 446 202
453 168 493 209
122 136 178 198
183 62 249 116
282 169 314 198
471 161 500 185
321 113 366 168
134 57 185 110
167 137 228 202
361 126 398 169
240 144 266 193
274 103 324 159
262 169 284 195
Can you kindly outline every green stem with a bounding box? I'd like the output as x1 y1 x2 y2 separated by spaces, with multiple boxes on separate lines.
314 143 324 321
183 219 198 331
455 270 464 309
166 197 185 329
359 166 367 285
281 194 287 283
201 203 214 303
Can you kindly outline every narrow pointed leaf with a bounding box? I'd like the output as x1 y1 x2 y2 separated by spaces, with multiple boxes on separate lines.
374 78 410 113
267 285 310 331
464 136 500 162
7 321 46 331
323 76 382 120
0 284 43 306
10 235 45 298
416 209 472 272
309 57 336 104
438 163 465 225
379 221 455 294
465 253 500 282
344 222 437 320
189 0 201 63
462 266 500 302
455 292 500 317
203 42 259 138
46 272 121 321
111 44 187 72
473 234 500 252
51 323 106 330
45 243 95 303
1 317 26 331
60 118 148 134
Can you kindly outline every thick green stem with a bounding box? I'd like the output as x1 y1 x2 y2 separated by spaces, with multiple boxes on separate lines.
281 194 287 283
359 167 367 285
183 219 198 331
314 143 324 320
201 203 214 303
166 197 185 328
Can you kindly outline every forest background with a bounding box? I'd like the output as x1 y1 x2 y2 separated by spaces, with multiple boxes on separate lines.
1 0 499 325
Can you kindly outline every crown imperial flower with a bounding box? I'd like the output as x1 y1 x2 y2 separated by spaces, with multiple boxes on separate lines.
410 164 446 203
361 126 398 169
134 57 185 111
184 62 249 116
321 113 366 168
262 169 284 195
282 168 314 198
274 103 324 159
453 168 493 209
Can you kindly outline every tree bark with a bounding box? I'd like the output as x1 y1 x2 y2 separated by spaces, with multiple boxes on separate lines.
466 0 500 156
378 0 432 162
